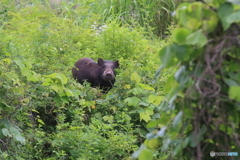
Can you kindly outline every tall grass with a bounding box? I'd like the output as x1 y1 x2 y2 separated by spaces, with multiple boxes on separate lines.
1 0 178 38
88 0 178 37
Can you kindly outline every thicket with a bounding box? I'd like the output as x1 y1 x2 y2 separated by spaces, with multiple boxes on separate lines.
0 0 175 159
135 1 240 160
2 0 239 160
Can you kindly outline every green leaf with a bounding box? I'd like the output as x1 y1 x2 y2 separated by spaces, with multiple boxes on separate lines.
146 139 159 150
139 84 155 91
185 18 201 30
217 2 234 30
2 128 12 137
0 119 11 128
15 135 26 145
200 125 207 136
103 115 114 122
229 86 240 102
163 75 178 93
140 109 154 122
9 127 21 136
139 149 153 160
189 131 200 147
172 111 183 128
186 30 207 47
55 73 68 85
159 44 177 68
131 72 141 83
148 95 163 105
224 78 239 86
202 13 219 33
147 120 160 128
226 10 240 24
14 59 25 69
124 97 140 107
172 28 192 45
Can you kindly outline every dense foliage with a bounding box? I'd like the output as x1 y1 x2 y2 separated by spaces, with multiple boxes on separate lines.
135 1 240 160
0 0 175 159
1 0 240 160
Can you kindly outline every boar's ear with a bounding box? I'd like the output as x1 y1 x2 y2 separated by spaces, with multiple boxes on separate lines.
98 58 104 66
115 60 120 68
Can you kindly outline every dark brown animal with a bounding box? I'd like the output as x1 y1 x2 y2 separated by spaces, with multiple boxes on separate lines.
72 58 119 92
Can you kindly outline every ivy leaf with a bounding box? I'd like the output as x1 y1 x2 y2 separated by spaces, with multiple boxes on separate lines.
15 135 26 145
139 149 153 160
140 109 154 122
2 128 12 137
148 95 163 105
159 44 178 68
9 127 21 136
186 30 207 47
139 84 155 91
124 97 140 107
172 111 183 128
217 2 234 30
172 28 192 45
226 10 240 24
146 139 159 150
189 131 200 147
131 72 141 83
229 86 240 102
55 73 68 85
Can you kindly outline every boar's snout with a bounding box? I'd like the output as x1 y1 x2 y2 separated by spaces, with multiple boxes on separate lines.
103 69 115 81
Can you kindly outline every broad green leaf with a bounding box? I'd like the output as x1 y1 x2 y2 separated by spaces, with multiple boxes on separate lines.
139 84 155 91
0 119 11 128
139 149 153 160
139 109 153 122
146 139 159 150
183 137 190 148
147 120 160 128
189 131 200 147
124 97 140 107
186 30 207 47
172 111 183 128
217 2 234 30
14 59 25 69
202 14 219 33
148 95 163 105
172 28 192 45
2 128 12 137
185 18 201 30
55 73 68 85
9 127 21 136
42 78 52 86
173 44 191 61
131 72 141 83
229 86 240 102
163 75 178 93
2 58 11 64
15 135 26 145
226 10 240 24
64 88 74 97
159 44 177 68
37 119 45 125
140 112 151 122
224 78 239 86
200 125 207 136
103 115 114 122
128 87 145 95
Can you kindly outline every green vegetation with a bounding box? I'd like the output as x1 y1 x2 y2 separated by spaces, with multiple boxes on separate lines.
1 0 240 160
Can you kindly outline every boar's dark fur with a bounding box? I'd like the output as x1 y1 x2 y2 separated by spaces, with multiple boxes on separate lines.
72 58 119 92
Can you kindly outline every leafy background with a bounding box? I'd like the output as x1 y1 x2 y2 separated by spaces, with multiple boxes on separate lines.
1 0 240 160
